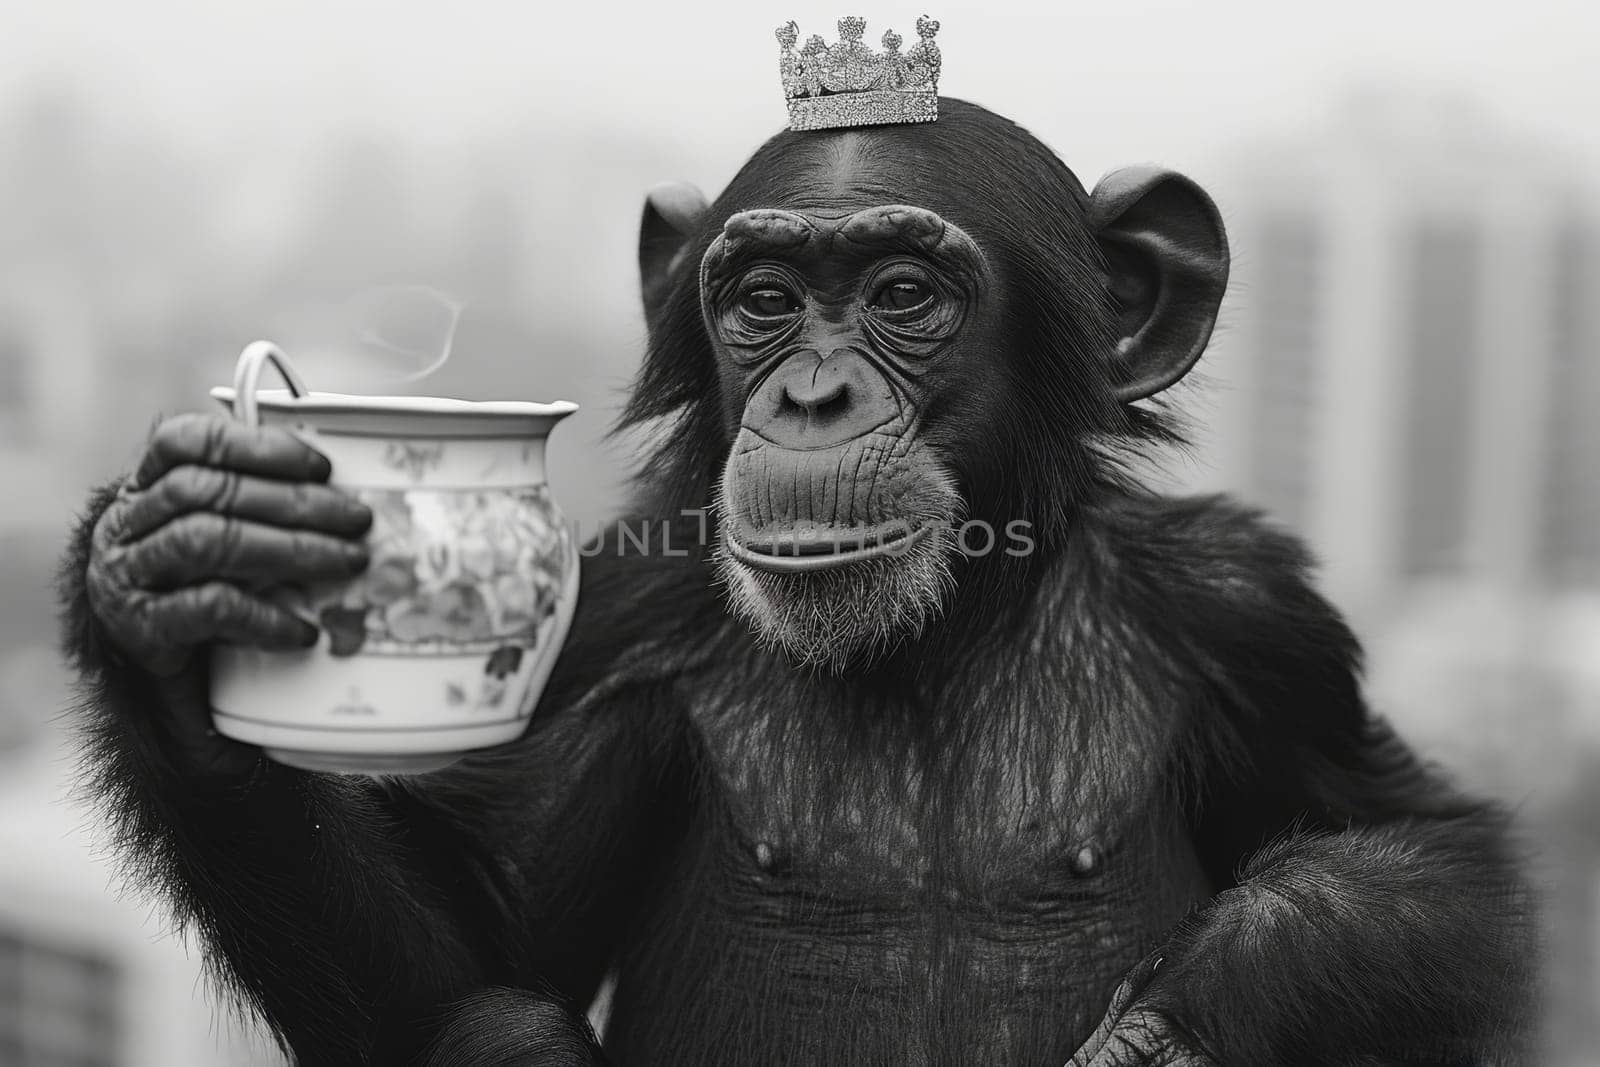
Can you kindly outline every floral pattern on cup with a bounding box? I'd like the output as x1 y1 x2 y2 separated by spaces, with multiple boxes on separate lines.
315 486 570 657
382 441 445 482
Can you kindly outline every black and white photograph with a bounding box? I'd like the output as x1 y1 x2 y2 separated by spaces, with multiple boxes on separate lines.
0 1 1593 1064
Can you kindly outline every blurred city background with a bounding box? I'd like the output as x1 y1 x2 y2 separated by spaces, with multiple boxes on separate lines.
0 0 1595 1063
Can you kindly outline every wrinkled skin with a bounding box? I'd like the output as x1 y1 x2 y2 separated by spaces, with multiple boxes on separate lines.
86 412 371 677
1066 957 1215 1067
703 203 993 666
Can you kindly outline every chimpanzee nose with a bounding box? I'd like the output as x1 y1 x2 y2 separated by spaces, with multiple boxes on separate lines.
749 350 900 450
782 363 849 417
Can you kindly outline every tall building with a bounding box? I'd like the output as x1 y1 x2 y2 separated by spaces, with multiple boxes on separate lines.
1200 89 1600 621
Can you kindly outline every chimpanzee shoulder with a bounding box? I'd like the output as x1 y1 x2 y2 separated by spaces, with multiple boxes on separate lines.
1095 493 1330 604
1092 491 1350 634
1089 491 1367 760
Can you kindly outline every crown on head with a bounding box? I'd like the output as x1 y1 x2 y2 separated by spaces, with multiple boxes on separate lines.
777 15 942 132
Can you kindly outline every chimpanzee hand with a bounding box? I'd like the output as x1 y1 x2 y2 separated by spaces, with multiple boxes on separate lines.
1066 955 1217 1067
88 412 374 675
83 412 371 769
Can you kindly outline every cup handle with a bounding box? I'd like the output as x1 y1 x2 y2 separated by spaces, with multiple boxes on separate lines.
229 343 321 631
231 341 309 427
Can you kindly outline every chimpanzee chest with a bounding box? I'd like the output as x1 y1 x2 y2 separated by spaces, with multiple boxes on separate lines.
609 668 1216 1066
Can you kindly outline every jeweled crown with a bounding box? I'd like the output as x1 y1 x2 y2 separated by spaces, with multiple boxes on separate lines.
777 15 941 132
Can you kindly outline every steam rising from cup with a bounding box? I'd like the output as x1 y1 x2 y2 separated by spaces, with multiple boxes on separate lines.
269 285 465 393
351 285 464 384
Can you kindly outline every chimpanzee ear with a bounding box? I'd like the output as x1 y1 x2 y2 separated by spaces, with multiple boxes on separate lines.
1087 166 1229 402
640 181 710 324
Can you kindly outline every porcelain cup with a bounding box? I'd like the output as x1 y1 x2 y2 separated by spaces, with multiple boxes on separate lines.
207 342 580 774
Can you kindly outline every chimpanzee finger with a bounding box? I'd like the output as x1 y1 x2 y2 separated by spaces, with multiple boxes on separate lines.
133 412 333 490
1064 952 1165 1067
121 513 370 591
116 466 373 545
141 582 320 651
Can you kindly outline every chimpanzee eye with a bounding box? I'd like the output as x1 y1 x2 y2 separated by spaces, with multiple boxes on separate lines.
869 279 932 312
740 287 802 319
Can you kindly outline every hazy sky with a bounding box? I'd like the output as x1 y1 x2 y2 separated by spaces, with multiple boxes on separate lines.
4 0 1596 185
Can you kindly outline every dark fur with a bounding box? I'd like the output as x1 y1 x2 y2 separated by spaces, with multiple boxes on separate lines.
59 98 1534 1065
60 492 701 1065
419 986 607 1067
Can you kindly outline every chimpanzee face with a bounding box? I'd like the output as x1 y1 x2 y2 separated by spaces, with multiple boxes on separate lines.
635 102 1229 671
700 203 997 668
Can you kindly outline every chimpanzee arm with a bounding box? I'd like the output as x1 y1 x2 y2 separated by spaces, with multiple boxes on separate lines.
1148 727 1532 1066
60 485 697 1065
1081 498 1536 1066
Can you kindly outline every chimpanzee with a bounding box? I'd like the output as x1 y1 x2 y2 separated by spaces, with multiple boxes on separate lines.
60 98 1533 1066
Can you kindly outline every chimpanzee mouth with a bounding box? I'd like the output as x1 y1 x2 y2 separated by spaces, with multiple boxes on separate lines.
726 521 934 574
